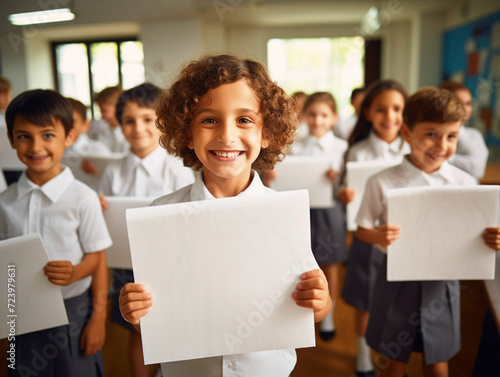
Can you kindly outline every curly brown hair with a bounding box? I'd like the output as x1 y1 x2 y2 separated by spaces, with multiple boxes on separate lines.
403 87 465 129
156 54 297 171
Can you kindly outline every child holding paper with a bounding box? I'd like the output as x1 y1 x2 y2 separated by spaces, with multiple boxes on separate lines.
355 87 500 377
119 54 331 376
0 89 112 377
99 82 195 377
439 81 489 181
339 79 409 376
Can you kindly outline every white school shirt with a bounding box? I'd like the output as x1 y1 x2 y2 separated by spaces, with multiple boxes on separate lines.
448 125 489 181
0 167 113 299
99 147 195 197
92 124 129 154
356 156 476 253
347 131 410 163
152 171 298 377
291 131 348 203
291 131 348 174
62 133 111 190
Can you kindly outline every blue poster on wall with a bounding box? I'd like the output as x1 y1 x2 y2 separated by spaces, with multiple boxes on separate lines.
443 11 500 160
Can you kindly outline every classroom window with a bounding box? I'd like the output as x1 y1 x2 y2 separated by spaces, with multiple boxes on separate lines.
52 39 145 119
267 37 365 118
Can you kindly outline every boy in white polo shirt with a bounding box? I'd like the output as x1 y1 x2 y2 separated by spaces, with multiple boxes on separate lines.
355 87 500 377
0 89 112 377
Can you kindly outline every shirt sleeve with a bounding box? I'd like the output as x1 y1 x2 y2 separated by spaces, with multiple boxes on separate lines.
356 175 385 229
78 189 113 252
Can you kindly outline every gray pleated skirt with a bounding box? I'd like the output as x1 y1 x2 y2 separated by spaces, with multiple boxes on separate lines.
366 254 461 365
310 205 348 265
8 290 105 377
341 235 384 311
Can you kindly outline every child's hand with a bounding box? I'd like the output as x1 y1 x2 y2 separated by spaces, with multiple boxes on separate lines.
99 194 109 211
376 224 401 247
338 188 356 205
292 269 331 323
482 227 500 251
262 169 277 187
80 316 105 356
44 261 76 286
119 283 153 326
325 168 338 182
82 159 98 175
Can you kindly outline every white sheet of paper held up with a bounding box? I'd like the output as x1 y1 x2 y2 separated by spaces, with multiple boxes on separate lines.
387 185 499 281
126 190 316 364
346 160 399 231
0 234 68 339
270 156 333 208
103 196 154 269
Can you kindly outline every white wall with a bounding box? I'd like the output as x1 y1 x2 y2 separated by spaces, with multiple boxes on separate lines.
380 21 412 91
140 19 203 88
25 37 53 90
0 34 28 97
417 11 446 88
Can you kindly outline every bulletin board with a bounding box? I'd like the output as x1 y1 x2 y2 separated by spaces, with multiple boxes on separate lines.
442 11 500 163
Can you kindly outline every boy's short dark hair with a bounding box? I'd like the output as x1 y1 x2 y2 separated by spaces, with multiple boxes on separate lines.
6 89 73 139
403 87 465 129
115 83 162 125
66 97 88 121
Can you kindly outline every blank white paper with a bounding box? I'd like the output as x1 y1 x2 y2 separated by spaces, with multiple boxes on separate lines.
103 196 154 269
387 185 499 281
0 234 68 338
126 190 316 364
346 160 399 231
270 155 333 208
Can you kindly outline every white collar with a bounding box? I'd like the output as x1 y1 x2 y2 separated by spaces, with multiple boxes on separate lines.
125 147 165 176
190 170 267 201
306 131 336 150
16 166 74 202
401 155 456 184
368 130 404 154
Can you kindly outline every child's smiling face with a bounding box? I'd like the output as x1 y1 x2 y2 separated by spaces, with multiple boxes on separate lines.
402 120 461 174
9 116 75 185
189 80 269 195
121 101 160 159
365 89 405 143
304 101 337 139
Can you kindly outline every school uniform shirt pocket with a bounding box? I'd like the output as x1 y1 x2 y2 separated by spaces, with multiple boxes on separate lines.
42 218 83 263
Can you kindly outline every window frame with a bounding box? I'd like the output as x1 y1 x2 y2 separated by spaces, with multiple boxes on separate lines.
51 37 139 119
